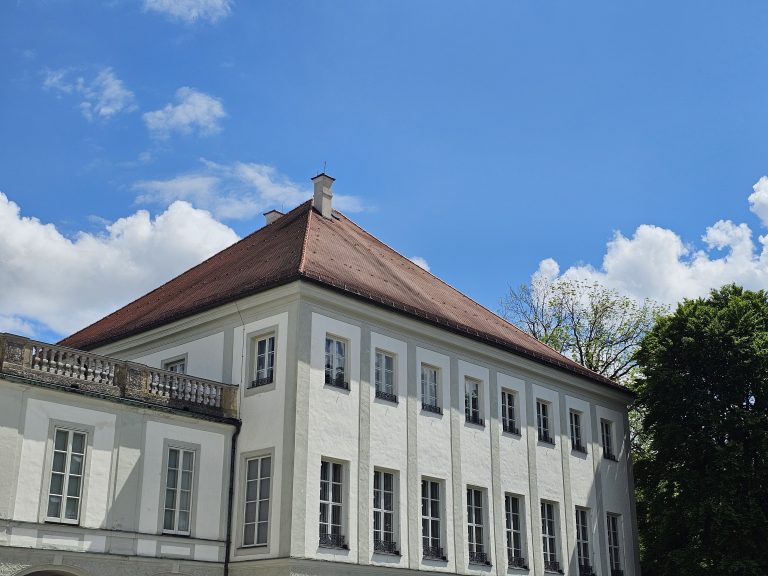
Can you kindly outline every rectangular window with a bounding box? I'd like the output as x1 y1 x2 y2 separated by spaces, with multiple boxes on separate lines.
464 378 483 426
607 514 623 574
467 488 488 564
46 428 87 524
251 335 275 387
541 501 560 572
375 351 397 402
421 479 444 560
373 470 398 554
601 420 617 460
575 508 591 574
421 364 441 414
505 494 526 568
243 455 271 547
163 447 195 535
537 401 554 444
501 390 519 434
163 358 186 374
319 460 346 548
570 410 586 453
325 336 348 389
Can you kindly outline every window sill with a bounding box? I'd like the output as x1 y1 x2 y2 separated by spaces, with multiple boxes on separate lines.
572 445 588 454
465 417 485 427
604 453 619 462
375 390 398 404
423 555 448 562
538 437 556 446
325 381 350 391
503 425 521 436
421 403 443 415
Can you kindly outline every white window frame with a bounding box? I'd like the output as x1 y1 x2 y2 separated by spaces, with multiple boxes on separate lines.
601 419 616 460
251 334 276 388
374 350 397 402
373 469 398 554
421 478 444 559
467 487 487 564
325 335 349 389
537 400 554 444
464 378 483 425
163 446 195 535
319 460 346 548
541 500 560 571
46 427 87 524
505 493 526 568
575 507 591 569
607 513 623 572
421 364 441 413
570 410 586 452
501 389 519 434
243 455 272 547
163 357 186 374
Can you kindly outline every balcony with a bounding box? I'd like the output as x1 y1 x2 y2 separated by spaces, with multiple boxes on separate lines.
319 532 347 549
0 333 238 419
373 538 400 555
375 389 398 403
508 554 528 569
503 421 521 435
422 402 442 415
468 550 491 565
544 559 563 573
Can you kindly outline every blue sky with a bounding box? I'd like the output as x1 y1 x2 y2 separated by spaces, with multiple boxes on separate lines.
3 0 768 342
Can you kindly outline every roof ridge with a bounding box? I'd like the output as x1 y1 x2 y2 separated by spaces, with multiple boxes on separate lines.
298 201 314 274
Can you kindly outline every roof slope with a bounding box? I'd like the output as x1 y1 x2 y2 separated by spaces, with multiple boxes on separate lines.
61 201 628 393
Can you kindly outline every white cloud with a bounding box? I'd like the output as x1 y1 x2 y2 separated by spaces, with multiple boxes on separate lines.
134 160 368 220
0 192 238 338
409 256 431 272
143 0 232 23
538 178 768 306
43 67 136 121
143 87 226 139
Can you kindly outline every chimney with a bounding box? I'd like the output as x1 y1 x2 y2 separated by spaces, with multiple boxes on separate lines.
312 173 335 219
263 209 284 225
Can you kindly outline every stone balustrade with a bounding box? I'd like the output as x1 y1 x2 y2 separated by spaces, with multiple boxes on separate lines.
0 333 238 419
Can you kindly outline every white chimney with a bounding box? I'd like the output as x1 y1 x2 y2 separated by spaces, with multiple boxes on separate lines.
263 209 284 225
312 173 335 219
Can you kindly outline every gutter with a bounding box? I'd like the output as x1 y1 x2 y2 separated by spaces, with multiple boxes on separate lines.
223 418 242 576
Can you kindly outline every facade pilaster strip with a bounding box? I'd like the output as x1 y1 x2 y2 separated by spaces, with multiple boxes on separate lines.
591 403 610 576
526 379 542 575
357 323 372 563
405 341 419 570
449 355 464 570
489 369 507 571
559 393 575 574
222 327 234 384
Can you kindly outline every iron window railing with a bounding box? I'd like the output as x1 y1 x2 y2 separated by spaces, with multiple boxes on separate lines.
544 560 563 573
375 389 398 403
250 374 273 388
466 414 484 426
326 372 350 390
508 554 527 569
373 538 400 555
572 441 588 454
423 545 446 560
319 532 347 549
422 402 442 415
539 432 555 445
579 563 596 576
604 450 618 461
503 422 521 435
611 570 624 576
469 551 491 565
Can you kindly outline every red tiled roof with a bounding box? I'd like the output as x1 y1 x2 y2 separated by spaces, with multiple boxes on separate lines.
60 200 630 394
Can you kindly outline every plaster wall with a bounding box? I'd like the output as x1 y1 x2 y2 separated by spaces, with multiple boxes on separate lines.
133 332 225 382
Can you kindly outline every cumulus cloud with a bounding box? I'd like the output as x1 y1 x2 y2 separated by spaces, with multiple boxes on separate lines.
134 160 368 220
409 256 431 272
0 192 238 338
537 178 768 306
43 67 137 121
143 0 232 23
143 87 226 139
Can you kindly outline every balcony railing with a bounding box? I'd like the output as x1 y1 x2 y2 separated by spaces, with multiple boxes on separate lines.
373 538 400 555
375 389 398 403
544 559 563 573
422 402 442 415
469 550 491 565
0 333 238 419
503 421 521 435
508 554 527 569
423 545 446 560
318 532 347 549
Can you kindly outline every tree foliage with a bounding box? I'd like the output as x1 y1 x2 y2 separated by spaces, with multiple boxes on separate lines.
633 285 768 575
500 275 665 384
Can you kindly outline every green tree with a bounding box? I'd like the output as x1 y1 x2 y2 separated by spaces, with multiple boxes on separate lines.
633 285 768 575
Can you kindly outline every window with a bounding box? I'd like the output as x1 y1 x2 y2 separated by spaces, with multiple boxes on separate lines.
570 410 586 453
251 335 275 388
575 508 592 575
505 494 526 568
537 401 554 444
607 514 623 575
464 378 483 426
319 460 346 548
601 420 617 460
375 351 397 403
325 336 348 390
501 390 519 434
467 488 489 564
243 455 271 546
373 470 398 554
163 358 186 374
46 428 87 524
541 501 560 573
421 364 441 414
421 479 445 560
163 447 195 535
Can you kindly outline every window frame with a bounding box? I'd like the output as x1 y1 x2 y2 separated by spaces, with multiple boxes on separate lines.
242 454 272 548
325 335 350 390
250 333 276 389
421 478 446 561
373 469 399 555
45 426 89 525
537 400 554 444
466 486 489 565
501 389 520 435
601 419 617 461
570 410 587 453
575 507 591 571
464 378 484 426
157 439 200 538
162 354 187 374
319 459 347 549
420 364 442 415
540 500 560 572
607 513 623 572
162 445 196 536
374 349 398 403
505 493 526 568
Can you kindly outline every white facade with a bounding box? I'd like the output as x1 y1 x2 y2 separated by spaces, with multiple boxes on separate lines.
1 279 639 576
